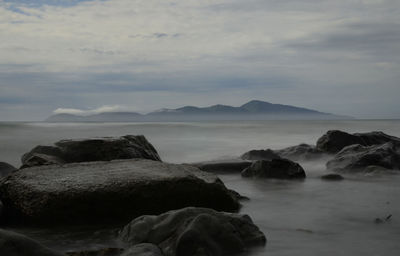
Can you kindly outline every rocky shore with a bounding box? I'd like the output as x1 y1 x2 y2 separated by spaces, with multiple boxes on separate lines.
1 130 399 256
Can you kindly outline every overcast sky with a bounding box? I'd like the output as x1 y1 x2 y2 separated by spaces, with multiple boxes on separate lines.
0 0 399 120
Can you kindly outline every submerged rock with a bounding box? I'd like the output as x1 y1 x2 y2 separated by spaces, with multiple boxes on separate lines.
192 160 251 173
321 173 344 181
326 142 400 172
0 162 17 177
241 159 306 179
119 207 266 256
275 144 325 161
0 229 63 256
241 149 280 161
316 130 400 154
0 159 239 225
21 135 161 168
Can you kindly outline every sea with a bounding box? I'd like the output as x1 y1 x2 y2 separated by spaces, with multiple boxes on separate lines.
1 120 400 256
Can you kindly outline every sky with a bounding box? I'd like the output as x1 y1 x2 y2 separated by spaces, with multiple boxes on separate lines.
0 0 399 120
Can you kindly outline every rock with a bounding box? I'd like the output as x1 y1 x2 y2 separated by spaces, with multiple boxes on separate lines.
0 228 63 256
192 160 251 173
22 153 65 169
321 173 344 181
66 248 124 256
275 144 325 161
316 130 400 154
122 244 163 256
0 159 239 225
0 200 3 220
119 207 266 256
241 159 306 179
241 149 280 161
228 189 250 201
21 135 161 168
0 162 17 177
326 142 400 172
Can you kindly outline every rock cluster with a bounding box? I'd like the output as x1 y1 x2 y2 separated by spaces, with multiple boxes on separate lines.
327 142 400 172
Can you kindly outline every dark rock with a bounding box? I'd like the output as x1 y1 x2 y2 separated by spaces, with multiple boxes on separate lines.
0 200 3 220
119 207 266 256
0 159 239 225
192 160 251 173
275 144 325 161
21 135 161 168
241 159 306 179
321 173 344 181
326 142 400 172
122 244 163 256
228 189 250 201
316 130 400 154
0 228 63 256
0 162 17 177
66 248 124 256
241 149 280 161
21 153 65 169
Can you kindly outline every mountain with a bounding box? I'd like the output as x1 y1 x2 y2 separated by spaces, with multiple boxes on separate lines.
45 100 351 122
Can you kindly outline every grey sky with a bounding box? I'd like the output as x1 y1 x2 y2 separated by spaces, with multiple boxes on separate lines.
0 0 399 120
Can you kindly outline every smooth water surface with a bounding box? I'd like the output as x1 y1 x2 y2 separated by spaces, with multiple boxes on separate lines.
1 120 399 255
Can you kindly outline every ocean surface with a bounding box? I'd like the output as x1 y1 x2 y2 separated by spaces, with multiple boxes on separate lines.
1 120 400 255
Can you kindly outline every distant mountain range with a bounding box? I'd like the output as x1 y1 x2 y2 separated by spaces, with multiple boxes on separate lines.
46 100 352 122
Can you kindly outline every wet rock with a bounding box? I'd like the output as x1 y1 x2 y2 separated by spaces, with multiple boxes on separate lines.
0 159 239 225
66 248 124 256
321 173 344 181
228 189 250 201
326 142 400 172
21 135 161 168
241 149 280 161
192 160 251 173
316 130 400 154
241 159 306 179
0 228 63 256
119 207 266 256
122 244 163 256
0 162 17 177
275 144 325 161
374 214 392 224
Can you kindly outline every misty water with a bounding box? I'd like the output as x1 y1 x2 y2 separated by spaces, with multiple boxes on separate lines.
1 120 400 255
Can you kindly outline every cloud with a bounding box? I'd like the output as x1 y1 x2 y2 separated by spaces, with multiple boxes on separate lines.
0 0 399 120
53 105 124 115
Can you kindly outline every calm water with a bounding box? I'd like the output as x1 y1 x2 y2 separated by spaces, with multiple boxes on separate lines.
1 120 400 255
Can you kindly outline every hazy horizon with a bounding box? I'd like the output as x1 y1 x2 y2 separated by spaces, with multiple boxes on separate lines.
1 0 400 121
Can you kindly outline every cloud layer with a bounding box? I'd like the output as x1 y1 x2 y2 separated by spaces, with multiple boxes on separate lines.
1 0 399 120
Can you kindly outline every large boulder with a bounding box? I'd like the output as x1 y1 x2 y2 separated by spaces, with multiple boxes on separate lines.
21 135 161 168
0 229 63 256
119 207 266 256
241 149 280 161
192 160 251 173
326 142 400 172
0 162 17 177
0 159 239 225
316 130 400 154
241 159 306 179
275 144 325 161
